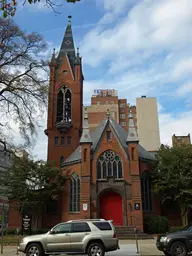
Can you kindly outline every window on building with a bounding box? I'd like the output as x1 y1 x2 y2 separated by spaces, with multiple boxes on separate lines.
60 156 64 167
105 101 108 104
83 148 87 162
56 86 72 123
106 131 112 141
120 103 125 108
54 136 59 145
120 114 125 119
120 122 126 126
96 101 100 105
97 150 123 179
67 136 71 145
61 136 65 145
72 223 91 233
131 147 135 160
141 173 152 212
110 101 114 104
69 173 80 212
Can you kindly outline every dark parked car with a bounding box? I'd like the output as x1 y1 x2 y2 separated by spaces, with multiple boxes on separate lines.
156 223 192 256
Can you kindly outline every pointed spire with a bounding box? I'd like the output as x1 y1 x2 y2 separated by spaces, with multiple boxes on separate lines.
57 15 76 63
80 107 92 144
74 47 81 65
126 108 139 143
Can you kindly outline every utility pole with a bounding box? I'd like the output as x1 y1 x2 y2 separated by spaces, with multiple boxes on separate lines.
1 203 5 254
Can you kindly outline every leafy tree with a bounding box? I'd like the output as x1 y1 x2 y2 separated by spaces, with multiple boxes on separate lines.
3 155 65 229
153 144 192 226
0 17 48 150
0 0 80 18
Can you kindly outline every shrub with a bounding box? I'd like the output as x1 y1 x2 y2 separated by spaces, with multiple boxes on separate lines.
144 215 169 234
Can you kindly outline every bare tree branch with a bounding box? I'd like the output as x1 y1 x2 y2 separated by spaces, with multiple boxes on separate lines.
0 17 49 150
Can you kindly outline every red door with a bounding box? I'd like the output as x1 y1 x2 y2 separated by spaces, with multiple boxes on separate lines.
99 191 123 226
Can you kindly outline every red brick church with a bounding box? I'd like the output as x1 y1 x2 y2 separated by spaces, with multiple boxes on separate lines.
42 17 162 231
8 17 182 231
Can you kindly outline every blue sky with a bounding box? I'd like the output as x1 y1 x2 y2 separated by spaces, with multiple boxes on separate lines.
12 0 192 159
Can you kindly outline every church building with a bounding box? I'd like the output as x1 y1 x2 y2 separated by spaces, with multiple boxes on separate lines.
43 16 158 231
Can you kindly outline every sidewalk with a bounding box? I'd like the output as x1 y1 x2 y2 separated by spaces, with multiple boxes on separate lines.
0 239 163 256
120 239 163 256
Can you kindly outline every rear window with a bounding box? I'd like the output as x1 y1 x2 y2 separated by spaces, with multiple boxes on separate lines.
92 222 112 230
72 222 91 233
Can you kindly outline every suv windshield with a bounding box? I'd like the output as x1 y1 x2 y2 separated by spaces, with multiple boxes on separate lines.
181 223 192 231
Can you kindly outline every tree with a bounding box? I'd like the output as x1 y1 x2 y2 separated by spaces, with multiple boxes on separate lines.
0 17 48 150
3 155 65 229
0 0 80 18
153 144 192 226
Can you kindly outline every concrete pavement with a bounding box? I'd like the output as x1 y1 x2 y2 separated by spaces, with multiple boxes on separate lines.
0 239 163 256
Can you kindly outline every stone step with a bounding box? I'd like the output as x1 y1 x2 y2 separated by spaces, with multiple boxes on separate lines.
114 226 154 240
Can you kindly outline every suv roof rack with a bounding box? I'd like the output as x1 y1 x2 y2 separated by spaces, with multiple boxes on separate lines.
67 219 106 222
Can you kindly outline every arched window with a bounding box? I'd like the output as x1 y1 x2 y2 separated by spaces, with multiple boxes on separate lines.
69 173 80 212
141 173 152 211
60 156 64 167
83 148 87 162
56 86 72 123
97 150 123 179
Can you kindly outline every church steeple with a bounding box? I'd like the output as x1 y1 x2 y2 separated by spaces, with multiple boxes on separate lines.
57 15 76 63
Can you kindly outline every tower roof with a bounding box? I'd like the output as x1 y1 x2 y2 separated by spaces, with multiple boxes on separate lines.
57 16 76 65
64 116 155 166
126 109 139 143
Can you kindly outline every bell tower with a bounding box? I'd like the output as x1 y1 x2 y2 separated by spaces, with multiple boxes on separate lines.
45 16 83 167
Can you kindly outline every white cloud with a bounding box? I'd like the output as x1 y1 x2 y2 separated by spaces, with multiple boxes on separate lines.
159 110 192 146
81 0 192 67
176 82 192 97
172 58 192 80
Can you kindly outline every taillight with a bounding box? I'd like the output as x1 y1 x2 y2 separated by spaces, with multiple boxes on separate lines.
113 232 117 238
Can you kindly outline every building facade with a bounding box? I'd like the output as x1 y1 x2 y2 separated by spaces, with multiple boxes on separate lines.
86 91 137 133
43 17 160 230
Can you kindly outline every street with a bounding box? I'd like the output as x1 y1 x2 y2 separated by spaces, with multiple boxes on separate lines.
0 239 164 256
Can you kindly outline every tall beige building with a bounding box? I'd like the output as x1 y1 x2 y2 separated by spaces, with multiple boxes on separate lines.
136 96 160 152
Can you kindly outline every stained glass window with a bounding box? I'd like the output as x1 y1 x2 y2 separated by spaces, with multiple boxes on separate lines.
97 150 123 179
69 174 80 212
56 86 72 123
141 173 152 212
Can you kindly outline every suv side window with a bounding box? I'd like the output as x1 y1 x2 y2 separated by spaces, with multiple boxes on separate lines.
92 222 112 230
72 222 91 233
53 223 72 234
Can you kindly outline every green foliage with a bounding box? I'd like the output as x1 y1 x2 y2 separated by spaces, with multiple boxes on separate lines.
152 144 192 223
144 215 169 234
3 156 65 214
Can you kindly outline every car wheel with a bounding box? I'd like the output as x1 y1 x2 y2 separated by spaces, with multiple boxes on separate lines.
87 242 105 256
164 251 171 256
26 243 44 256
170 241 187 256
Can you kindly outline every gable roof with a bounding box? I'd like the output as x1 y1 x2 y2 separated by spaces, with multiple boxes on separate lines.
63 117 155 166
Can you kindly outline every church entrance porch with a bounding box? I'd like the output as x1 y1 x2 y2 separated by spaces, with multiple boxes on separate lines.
99 190 123 226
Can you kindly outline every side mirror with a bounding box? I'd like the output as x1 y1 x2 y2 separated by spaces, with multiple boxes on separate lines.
49 230 56 234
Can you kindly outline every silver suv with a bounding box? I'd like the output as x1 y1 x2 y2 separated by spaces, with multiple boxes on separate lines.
18 219 120 256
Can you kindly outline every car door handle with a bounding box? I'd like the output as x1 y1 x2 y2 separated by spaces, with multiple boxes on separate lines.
65 234 70 236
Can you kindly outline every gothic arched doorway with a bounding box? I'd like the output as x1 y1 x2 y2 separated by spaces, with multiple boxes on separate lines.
99 190 123 226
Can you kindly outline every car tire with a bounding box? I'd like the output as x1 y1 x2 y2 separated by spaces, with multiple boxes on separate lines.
26 243 44 256
170 241 187 256
87 242 105 256
164 251 171 256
